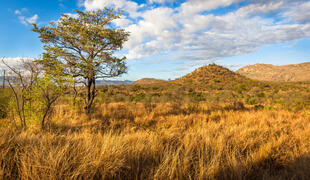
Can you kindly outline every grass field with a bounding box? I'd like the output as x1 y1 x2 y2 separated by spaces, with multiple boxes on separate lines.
1 65 310 179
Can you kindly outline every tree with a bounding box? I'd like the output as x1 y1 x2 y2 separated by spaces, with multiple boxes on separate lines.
1 58 71 129
32 9 130 113
33 67 72 129
1 58 39 128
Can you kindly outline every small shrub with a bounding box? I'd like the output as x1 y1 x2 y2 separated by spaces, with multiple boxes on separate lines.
264 106 274 110
235 84 247 94
134 93 146 101
254 104 264 110
185 103 200 114
224 101 245 111
257 92 265 98
0 105 7 119
246 97 257 105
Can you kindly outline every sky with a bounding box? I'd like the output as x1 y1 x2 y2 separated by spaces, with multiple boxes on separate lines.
0 0 310 81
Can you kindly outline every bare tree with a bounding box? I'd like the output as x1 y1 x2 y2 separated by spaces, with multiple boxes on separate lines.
1 58 39 128
1 58 70 129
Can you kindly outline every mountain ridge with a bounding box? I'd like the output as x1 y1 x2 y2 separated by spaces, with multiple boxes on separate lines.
237 62 310 82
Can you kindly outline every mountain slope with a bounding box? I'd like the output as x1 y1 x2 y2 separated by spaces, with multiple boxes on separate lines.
237 63 310 82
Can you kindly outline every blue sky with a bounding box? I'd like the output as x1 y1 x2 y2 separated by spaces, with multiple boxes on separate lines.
1 0 310 81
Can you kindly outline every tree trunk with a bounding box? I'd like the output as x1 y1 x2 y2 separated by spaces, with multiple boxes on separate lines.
84 76 96 114
73 82 78 106
41 104 51 129
2 70 5 88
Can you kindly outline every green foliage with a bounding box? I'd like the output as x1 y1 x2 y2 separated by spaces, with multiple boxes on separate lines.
188 92 206 102
92 79 310 112
133 93 146 101
132 85 141 92
2 59 72 128
246 97 257 105
254 104 264 110
0 89 11 119
32 8 130 113
257 92 265 98
235 84 247 94
264 106 274 110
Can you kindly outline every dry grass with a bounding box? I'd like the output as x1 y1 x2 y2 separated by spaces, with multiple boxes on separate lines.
1 102 310 179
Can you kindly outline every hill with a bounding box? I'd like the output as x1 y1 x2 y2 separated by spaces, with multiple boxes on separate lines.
133 78 166 85
173 64 250 90
237 62 310 82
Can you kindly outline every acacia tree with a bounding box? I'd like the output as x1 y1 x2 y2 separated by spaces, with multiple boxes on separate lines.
32 9 129 113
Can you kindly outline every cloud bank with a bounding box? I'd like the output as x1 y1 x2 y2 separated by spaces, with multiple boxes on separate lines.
80 0 310 63
0 57 35 69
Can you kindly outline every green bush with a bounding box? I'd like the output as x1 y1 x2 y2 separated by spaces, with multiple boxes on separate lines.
254 104 264 110
188 92 206 102
0 105 7 119
0 89 11 119
246 97 257 105
235 84 247 94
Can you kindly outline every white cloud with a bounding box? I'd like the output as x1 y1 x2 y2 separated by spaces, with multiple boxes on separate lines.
83 0 141 18
235 1 284 17
26 14 39 24
180 0 243 15
14 10 21 15
113 16 132 27
282 1 310 23
79 0 310 63
19 14 39 25
123 7 178 59
0 57 35 69
14 8 28 15
63 13 79 18
18 16 28 25
14 8 39 25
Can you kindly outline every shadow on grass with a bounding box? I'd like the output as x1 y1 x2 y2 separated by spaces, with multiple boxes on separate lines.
213 155 310 180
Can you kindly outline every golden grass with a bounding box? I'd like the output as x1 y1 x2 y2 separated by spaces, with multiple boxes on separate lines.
1 102 310 179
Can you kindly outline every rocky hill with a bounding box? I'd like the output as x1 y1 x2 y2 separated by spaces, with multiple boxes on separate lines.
173 64 250 89
237 62 310 82
133 78 166 85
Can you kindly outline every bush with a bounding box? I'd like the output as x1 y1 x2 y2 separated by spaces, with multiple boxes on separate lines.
224 101 245 111
0 90 11 119
0 105 7 119
235 84 247 94
254 104 264 110
246 97 257 105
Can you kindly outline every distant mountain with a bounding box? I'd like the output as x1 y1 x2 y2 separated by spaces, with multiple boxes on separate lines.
237 62 310 82
0 77 133 86
96 80 134 86
133 78 166 85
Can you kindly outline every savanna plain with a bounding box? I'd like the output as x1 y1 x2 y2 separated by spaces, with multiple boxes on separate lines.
1 64 310 179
